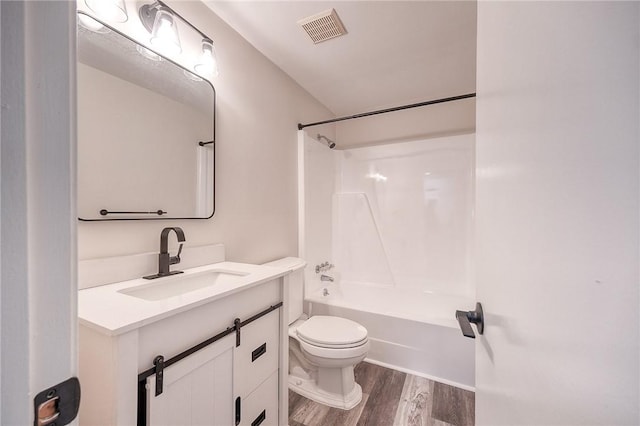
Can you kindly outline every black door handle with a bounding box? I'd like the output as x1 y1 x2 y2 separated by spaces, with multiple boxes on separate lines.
455 302 484 339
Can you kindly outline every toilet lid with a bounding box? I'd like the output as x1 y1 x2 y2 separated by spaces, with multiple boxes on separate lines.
296 316 368 347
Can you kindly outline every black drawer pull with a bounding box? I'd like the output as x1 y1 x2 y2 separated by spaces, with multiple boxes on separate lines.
235 397 241 425
251 410 266 426
251 343 267 362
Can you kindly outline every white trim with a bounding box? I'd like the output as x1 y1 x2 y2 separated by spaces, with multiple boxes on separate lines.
1 2 77 424
362 358 475 393
297 130 306 259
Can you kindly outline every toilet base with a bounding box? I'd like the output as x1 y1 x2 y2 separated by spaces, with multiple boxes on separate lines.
289 375 363 410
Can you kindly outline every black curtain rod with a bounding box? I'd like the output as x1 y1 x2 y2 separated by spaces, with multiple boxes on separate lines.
297 93 476 130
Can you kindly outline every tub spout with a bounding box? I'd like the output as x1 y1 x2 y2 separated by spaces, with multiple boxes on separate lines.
320 274 334 282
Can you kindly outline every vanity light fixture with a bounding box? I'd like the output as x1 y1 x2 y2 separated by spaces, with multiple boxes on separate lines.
84 0 128 23
194 39 219 78
149 6 182 55
139 1 219 77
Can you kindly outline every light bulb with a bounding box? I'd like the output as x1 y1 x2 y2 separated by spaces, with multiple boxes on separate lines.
150 8 181 56
194 39 219 77
85 0 128 23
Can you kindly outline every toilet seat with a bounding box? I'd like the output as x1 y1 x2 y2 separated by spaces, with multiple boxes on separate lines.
298 338 370 360
296 316 368 349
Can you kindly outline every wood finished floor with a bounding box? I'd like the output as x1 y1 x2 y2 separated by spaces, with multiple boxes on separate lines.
289 362 474 426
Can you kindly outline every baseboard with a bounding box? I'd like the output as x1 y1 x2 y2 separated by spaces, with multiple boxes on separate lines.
362 357 475 392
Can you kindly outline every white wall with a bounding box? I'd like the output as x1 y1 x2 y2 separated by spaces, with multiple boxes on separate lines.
475 2 639 425
77 1 334 263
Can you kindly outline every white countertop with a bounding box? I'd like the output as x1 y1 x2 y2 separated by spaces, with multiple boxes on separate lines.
78 261 290 336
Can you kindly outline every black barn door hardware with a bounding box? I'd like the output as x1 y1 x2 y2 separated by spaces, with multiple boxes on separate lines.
455 302 484 339
252 409 266 426
136 302 282 426
100 209 166 216
251 343 267 362
235 397 241 426
234 318 241 347
152 356 164 396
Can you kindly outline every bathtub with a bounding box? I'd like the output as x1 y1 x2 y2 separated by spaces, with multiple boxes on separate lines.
305 281 475 390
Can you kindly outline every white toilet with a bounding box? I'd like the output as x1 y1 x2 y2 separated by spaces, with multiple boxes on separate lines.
264 257 370 410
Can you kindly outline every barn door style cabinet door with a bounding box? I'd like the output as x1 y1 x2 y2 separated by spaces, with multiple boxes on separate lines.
145 309 281 426
147 335 235 425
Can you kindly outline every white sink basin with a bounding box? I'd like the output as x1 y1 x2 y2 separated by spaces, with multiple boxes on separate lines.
118 269 250 301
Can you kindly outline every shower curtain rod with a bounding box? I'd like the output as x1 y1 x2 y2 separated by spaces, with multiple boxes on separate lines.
297 93 476 130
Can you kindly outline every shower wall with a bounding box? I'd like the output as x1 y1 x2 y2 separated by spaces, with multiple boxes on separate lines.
333 134 475 297
298 131 337 296
300 132 475 299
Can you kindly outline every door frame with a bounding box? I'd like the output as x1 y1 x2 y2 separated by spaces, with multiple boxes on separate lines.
1 1 77 424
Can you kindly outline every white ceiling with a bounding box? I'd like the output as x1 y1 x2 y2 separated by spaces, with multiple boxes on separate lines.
204 1 477 116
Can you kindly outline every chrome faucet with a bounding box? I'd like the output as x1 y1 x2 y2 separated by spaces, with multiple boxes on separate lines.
144 227 186 279
320 274 334 282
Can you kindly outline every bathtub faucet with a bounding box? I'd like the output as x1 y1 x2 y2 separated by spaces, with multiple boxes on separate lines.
320 274 334 282
315 262 335 273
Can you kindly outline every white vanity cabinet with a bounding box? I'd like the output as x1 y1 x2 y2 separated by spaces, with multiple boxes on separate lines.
79 265 289 426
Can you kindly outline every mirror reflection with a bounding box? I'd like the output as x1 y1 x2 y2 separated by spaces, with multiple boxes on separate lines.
77 13 215 220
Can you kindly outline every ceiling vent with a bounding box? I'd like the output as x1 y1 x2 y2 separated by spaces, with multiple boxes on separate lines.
297 9 347 44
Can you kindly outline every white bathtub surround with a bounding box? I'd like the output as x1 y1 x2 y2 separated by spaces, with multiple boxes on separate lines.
308 282 475 390
299 132 476 389
298 131 337 297
333 134 475 298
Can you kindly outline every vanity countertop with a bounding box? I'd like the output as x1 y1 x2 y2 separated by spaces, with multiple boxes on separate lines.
78 261 290 336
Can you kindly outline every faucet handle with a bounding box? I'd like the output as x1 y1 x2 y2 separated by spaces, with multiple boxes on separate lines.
315 261 335 273
170 243 183 265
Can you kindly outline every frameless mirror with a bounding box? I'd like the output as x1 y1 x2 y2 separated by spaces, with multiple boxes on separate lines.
77 12 215 220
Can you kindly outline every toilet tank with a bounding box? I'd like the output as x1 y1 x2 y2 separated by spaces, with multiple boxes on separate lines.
262 257 306 325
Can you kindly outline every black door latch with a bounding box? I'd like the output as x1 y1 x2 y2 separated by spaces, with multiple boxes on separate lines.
34 377 81 426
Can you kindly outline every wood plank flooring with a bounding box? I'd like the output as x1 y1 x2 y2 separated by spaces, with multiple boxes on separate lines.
289 362 474 426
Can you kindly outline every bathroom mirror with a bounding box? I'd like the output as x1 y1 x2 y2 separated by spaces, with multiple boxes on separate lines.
77 13 215 221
